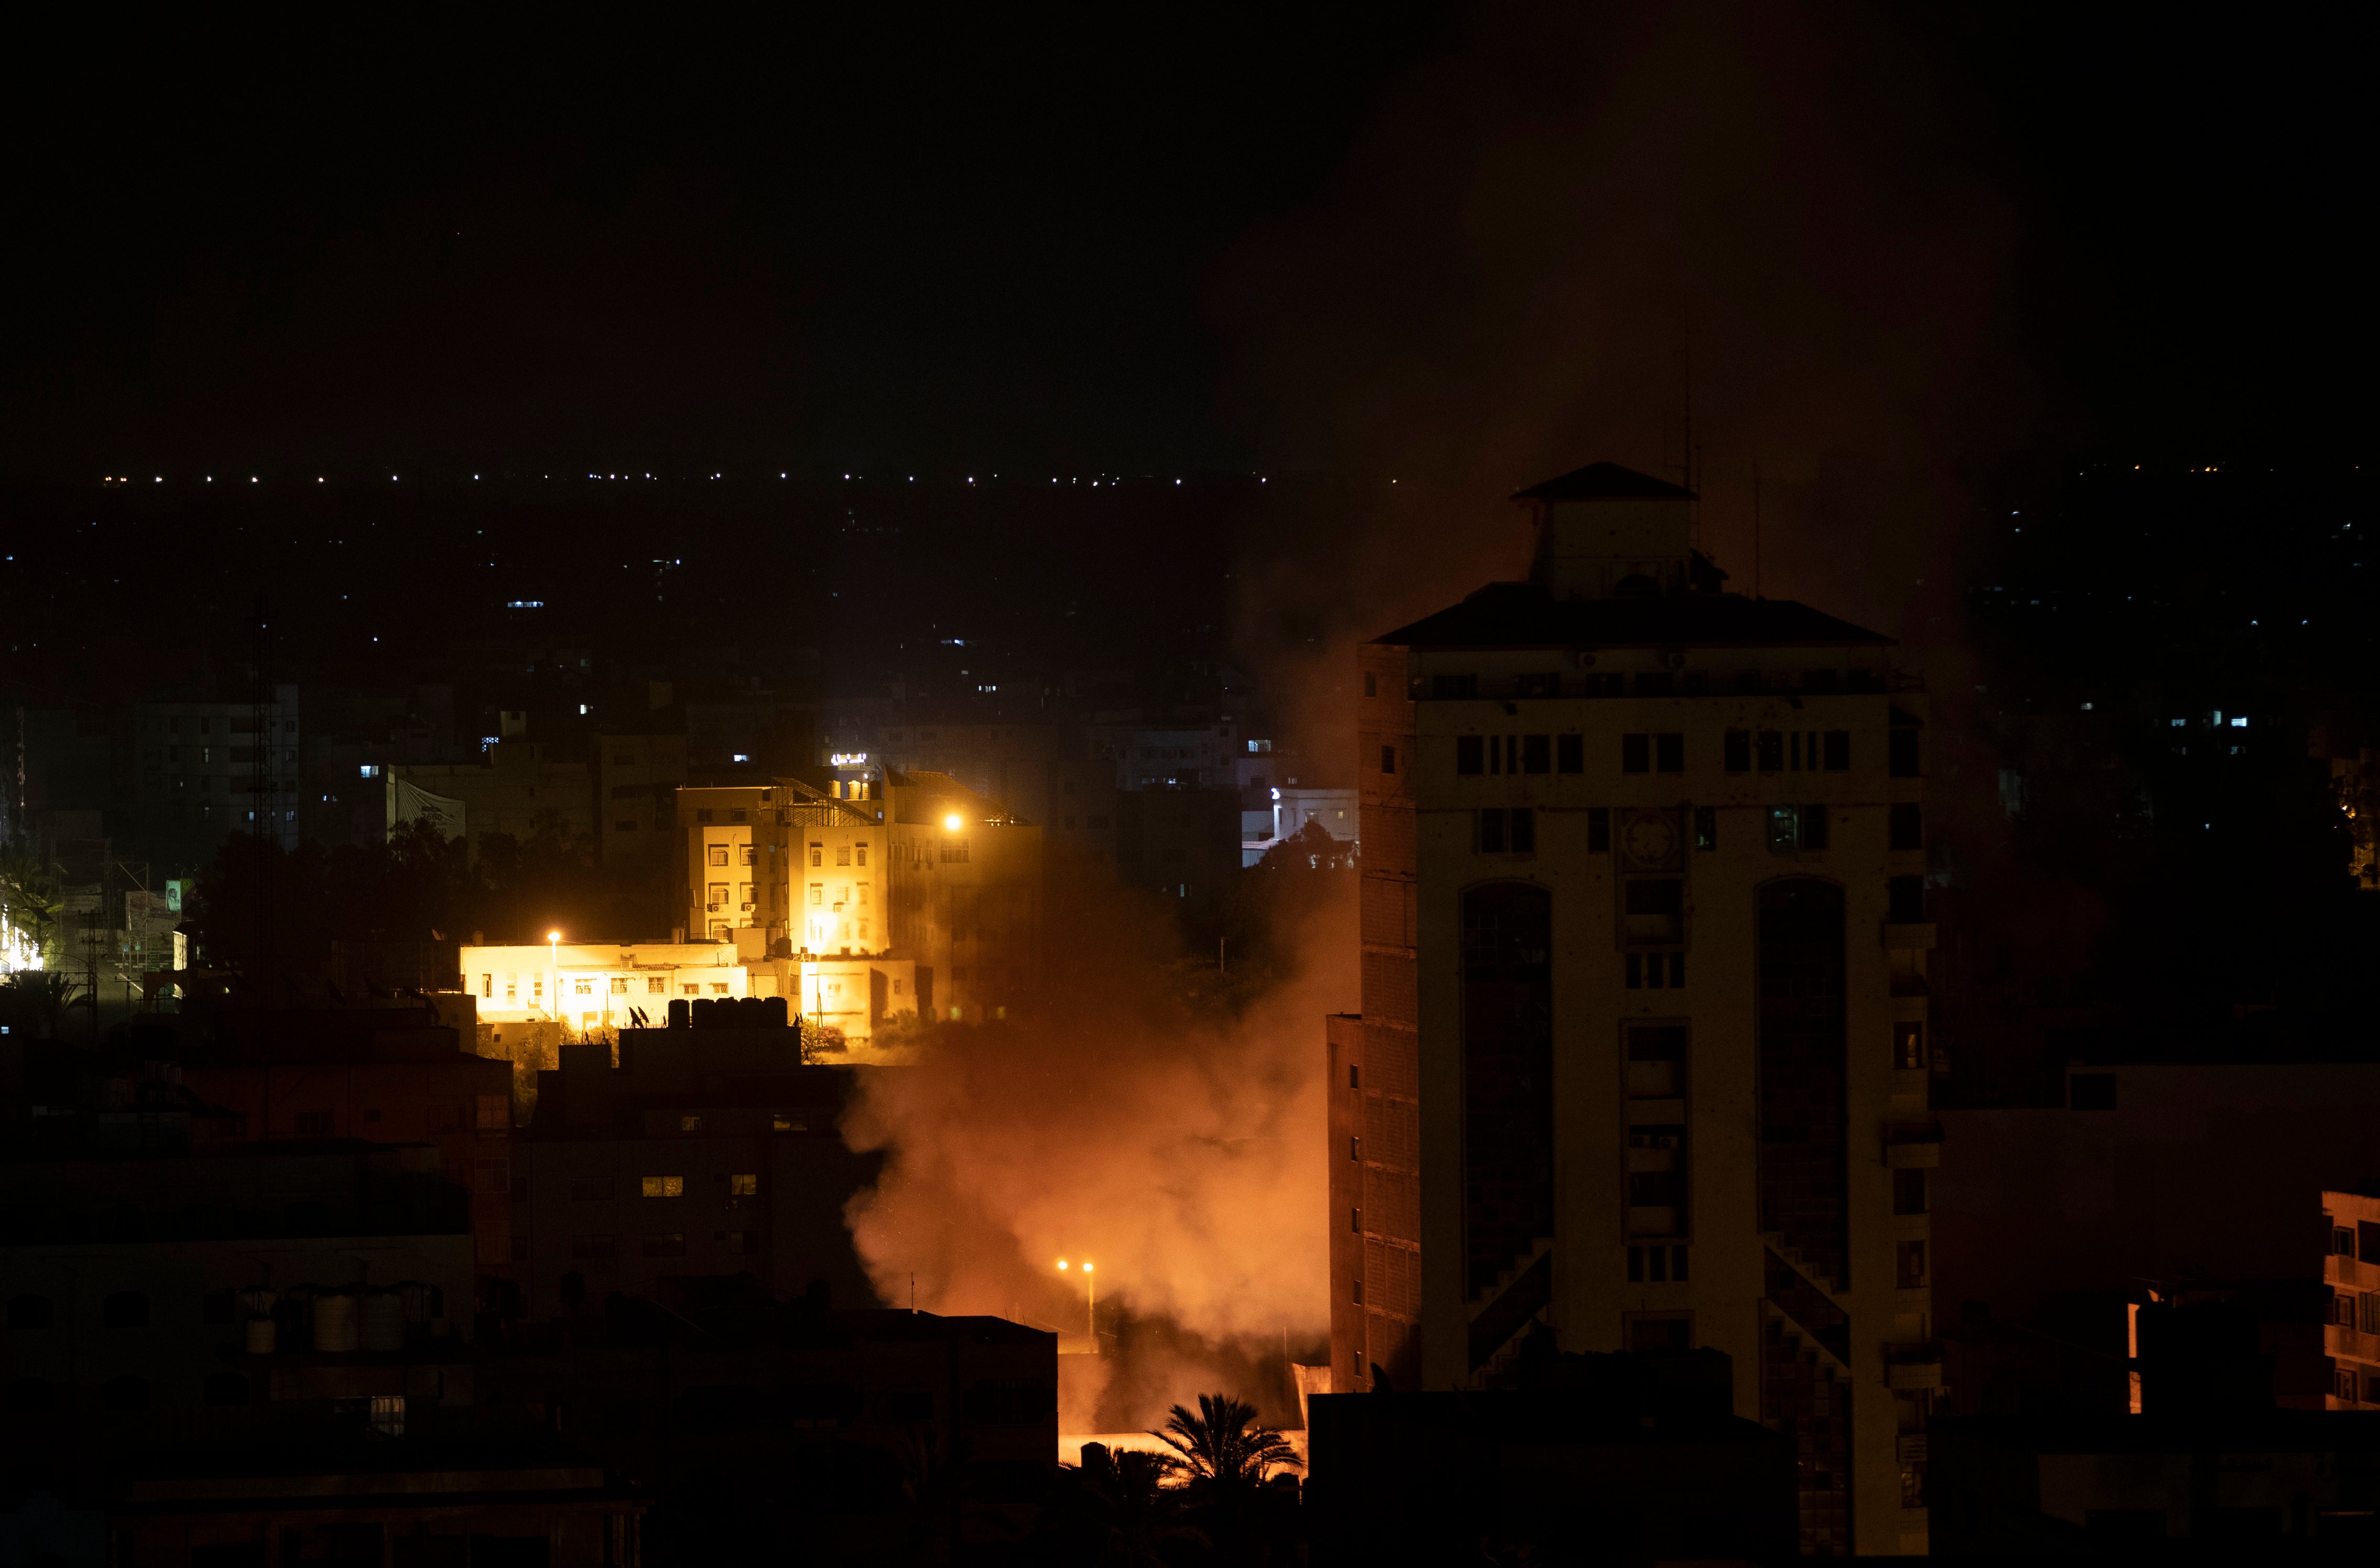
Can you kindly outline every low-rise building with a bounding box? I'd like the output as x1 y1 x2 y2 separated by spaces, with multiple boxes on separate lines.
386 735 591 858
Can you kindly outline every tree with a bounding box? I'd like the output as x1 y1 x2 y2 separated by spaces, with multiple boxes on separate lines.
1149 1393 1300 1494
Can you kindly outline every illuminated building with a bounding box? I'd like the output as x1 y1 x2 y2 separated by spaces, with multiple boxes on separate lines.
671 765 1039 1040
461 940 751 1037
2318 1190 2380 1408
1336 462 1935 1554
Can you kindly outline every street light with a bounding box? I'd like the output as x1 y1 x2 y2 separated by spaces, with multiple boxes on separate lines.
1057 1259 1094 1339
943 813 963 831
549 931 561 1028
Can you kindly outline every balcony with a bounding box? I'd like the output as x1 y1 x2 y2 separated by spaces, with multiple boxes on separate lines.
1885 1343 1945 1390
1883 1121 1945 1168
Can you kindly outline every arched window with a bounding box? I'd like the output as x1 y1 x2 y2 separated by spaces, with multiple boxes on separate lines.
5 1295 53 1331
1757 878 1849 1287
203 1373 250 1407
102 1291 151 1329
1461 882 1554 1298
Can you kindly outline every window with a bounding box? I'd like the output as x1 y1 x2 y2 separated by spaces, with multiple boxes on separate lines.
1893 1021 1926 1070
810 843 824 866
1363 672 1377 698
1822 731 1850 770
1655 733 1683 773
648 976 666 994
476 1095 508 1130
1349 1065 1359 1089
1627 951 1684 989
1768 805 1828 853
1456 736 1483 775
572 1234 618 1260
1889 724 1921 777
1348 1136 1360 1162
610 977 630 994
1621 734 1649 774
856 844 868 866
641 1176 684 1198
1635 673 1674 697
1522 734 1550 774
1889 875 1926 924
1693 807 1716 851
811 885 824 905
1479 809 1531 852
1351 1207 1361 1233
1756 730 1783 771
708 846 728 867
295 1110 334 1136
642 1233 687 1258
1509 807 1534 852
1380 744 1396 775
102 1292 150 1329
709 881 729 905
1587 672 1625 697
1895 1240 1928 1288
680 1115 701 1133
730 1173 758 1196
370 1394 405 1437
1893 1169 1928 1215
1587 807 1610 852
836 845 851 865
1557 734 1583 774
1432 673 1477 700
1890 803 1924 851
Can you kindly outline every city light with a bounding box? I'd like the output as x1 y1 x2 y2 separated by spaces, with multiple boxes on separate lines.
943 813 962 831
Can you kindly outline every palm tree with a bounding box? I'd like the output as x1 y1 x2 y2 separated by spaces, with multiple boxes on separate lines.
1149 1393 1302 1494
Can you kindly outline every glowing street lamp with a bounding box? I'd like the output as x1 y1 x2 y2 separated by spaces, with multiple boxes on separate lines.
943 813 963 832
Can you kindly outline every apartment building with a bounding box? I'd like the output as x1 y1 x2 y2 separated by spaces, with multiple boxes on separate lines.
2321 1189 2380 1407
1334 460 1934 1555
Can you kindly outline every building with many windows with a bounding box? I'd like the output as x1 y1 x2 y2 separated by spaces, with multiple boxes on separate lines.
1333 461 1934 1555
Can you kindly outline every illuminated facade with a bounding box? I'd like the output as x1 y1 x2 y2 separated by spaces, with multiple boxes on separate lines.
2322 1189 2380 1408
462 940 750 1036
1335 462 1935 1555
672 766 1041 1040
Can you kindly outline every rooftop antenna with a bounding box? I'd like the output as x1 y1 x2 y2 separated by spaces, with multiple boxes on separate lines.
1753 463 1763 601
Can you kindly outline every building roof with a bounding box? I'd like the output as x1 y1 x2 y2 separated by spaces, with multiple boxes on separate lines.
1372 581 1893 650
1511 462 1695 502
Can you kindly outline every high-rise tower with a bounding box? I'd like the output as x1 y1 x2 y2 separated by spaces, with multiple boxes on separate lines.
1330 462 1936 1555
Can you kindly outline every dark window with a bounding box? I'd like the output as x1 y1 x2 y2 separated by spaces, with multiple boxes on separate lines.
571 1234 618 1260
2070 1073 2117 1110
1622 734 1650 774
569 1178 611 1202
1624 879 1684 945
1627 1246 1644 1282
1432 673 1477 700
1889 875 1925 923
1519 672 1561 698
1587 808 1610 852
1757 731 1784 771
1478 809 1506 853
1672 1245 1690 1281
1889 728 1921 777
1724 730 1750 772
1893 1170 1928 1215
1693 807 1716 851
1556 734 1583 773
1655 733 1684 773
1350 1065 1359 1089
1350 1137 1359 1162
1895 1241 1927 1288
1522 734 1550 774
1636 673 1674 697
6 1295 53 1331
103 1292 149 1329
1737 670 1761 694
1625 952 1641 988
1684 670 1709 695
1629 1171 1685 1207
1669 951 1686 986
2363 1221 2380 1263
1801 807 1829 850
642 1233 687 1258
1822 731 1850 770
1351 1207 1361 1233
1805 669 1839 694
1509 808 1535 853
1379 745 1397 775
1889 803 1924 851
1893 1021 1925 1069
204 1372 250 1407
1363 672 1377 698
1588 672 1625 697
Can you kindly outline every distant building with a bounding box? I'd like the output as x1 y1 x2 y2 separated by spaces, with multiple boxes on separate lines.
386 733 591 858
462 940 750 1033
130 686 302 864
1340 460 1934 1554
596 728 688 871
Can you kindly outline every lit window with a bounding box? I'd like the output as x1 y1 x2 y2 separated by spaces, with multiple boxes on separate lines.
647 977 666 993
730 1174 758 1197
709 846 729 867
810 884 824 905
709 983 729 995
369 1395 405 1437
640 1176 684 1198
610 977 629 994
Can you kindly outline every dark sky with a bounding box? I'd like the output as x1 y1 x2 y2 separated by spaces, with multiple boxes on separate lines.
1 5 2361 488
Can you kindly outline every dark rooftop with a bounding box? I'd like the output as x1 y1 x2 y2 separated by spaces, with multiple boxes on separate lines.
1511 462 1695 502
1373 581 1893 650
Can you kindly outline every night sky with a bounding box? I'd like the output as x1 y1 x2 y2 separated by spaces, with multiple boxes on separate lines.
3 6 2359 488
